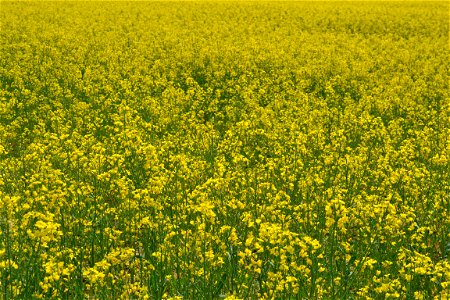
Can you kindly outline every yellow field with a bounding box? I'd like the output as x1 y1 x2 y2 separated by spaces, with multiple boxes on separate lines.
1 1 449 299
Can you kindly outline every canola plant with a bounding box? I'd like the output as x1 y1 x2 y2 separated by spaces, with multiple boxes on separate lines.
1 1 449 299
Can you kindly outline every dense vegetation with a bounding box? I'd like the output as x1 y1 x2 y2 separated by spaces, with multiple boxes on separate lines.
1 1 449 299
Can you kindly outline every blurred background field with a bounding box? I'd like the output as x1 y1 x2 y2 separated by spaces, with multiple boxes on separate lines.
1 1 449 299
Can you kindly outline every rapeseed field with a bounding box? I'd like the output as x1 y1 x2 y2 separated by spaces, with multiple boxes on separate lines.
1 1 449 299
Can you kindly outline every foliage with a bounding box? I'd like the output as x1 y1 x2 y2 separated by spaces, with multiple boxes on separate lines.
1 1 449 299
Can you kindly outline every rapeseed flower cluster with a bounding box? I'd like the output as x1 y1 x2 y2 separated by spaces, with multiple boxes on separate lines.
1 1 449 299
